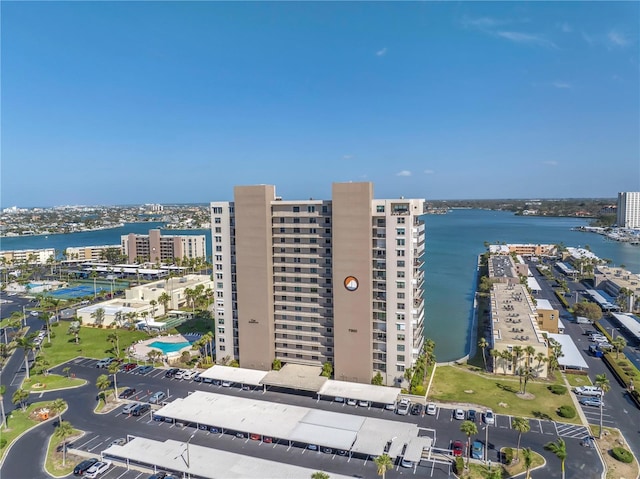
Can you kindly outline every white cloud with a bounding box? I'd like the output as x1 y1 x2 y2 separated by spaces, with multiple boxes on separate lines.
608 30 629 47
460 16 506 30
342 155 353 160
376 47 388 57
423 169 435 175
558 22 572 33
496 31 557 48
543 160 558 167
396 170 412 177
552 81 572 89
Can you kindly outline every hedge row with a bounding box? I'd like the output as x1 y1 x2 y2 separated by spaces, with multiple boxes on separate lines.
554 289 569 308
602 352 636 388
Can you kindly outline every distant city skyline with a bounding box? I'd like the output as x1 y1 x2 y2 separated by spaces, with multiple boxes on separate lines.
2 2 638 207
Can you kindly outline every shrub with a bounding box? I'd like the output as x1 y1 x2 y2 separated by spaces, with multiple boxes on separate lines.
43 342 52 348
0 437 6 449
611 447 633 463
549 384 567 395
503 447 514 465
51 322 60 328
618 361 627 366
454 457 464 473
557 405 576 419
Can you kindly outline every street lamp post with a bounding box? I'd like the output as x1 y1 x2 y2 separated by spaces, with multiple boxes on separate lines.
484 425 489 463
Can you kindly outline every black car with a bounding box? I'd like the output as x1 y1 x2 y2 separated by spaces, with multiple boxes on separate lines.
164 368 180 378
73 458 98 476
467 409 477 422
118 387 137 399
132 403 151 416
410 403 423 416
147 473 167 479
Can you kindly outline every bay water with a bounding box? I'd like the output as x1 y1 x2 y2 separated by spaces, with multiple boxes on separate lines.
2 210 638 361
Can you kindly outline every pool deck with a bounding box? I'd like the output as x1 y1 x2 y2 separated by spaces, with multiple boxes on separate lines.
130 333 201 360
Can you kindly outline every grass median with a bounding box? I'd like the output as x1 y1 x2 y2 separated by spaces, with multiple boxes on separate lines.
22 373 86 392
44 428 83 477
0 401 59 461
430 365 580 423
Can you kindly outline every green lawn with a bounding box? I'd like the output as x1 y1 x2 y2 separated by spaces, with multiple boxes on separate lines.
430 365 580 423
44 427 82 477
39 325 149 367
0 401 57 461
565 374 592 388
22 373 86 392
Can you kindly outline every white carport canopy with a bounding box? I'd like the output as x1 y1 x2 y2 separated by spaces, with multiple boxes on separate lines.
611 313 640 340
261 364 328 391
319 379 401 405
103 437 355 479
288 423 357 450
404 437 433 462
198 365 269 386
548 333 589 370
350 418 419 458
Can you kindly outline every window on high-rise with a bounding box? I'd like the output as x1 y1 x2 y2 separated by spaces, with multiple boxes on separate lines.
377 205 385 213
293 206 300 212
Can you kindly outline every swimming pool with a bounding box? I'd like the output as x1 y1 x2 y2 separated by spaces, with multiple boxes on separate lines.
148 341 193 354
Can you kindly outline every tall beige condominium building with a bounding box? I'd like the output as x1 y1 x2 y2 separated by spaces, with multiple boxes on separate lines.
617 192 640 229
210 182 426 386
121 229 207 263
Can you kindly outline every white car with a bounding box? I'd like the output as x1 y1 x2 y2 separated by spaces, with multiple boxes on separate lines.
454 408 465 420
346 398 357 406
85 460 111 478
396 399 410 416
182 370 196 380
484 409 495 425
174 369 186 379
426 403 437 415
358 400 371 408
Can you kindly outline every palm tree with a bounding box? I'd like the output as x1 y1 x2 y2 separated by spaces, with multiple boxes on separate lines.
522 447 533 479
489 349 500 373
478 337 488 371
0 385 7 428
203 331 215 361
158 292 171 316
594 373 610 439
500 350 511 375
12 388 29 411
107 331 120 357
311 473 330 479
50 398 67 424
525 345 535 367
512 417 530 459
91 307 105 326
612 336 627 359
96 374 111 403
512 346 524 372
535 352 547 372
544 437 567 479
55 419 74 466
149 299 157 318
373 454 393 479
460 420 478 468
108 362 121 401
521 367 536 395
16 334 36 379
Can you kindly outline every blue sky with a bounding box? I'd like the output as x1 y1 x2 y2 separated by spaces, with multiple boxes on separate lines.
2 2 638 207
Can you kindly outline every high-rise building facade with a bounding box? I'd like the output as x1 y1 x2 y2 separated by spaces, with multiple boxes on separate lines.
210 182 426 386
617 192 640 229
121 229 207 263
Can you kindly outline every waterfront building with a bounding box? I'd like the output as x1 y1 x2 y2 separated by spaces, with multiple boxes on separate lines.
487 254 528 285
66 244 121 261
617 192 640 229
125 274 215 313
0 248 55 265
77 298 154 328
489 283 548 378
534 299 559 334
489 244 556 257
594 265 640 313
210 182 426 386
121 229 206 263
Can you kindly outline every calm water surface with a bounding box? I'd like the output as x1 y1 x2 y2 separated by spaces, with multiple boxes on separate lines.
2 211 638 362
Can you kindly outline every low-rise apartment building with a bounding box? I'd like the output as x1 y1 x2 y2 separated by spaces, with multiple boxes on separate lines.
66 245 121 261
125 274 215 314
594 265 640 313
1 248 55 265
121 229 207 263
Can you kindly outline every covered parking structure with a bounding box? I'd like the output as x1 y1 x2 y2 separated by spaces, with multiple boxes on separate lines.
153 391 422 459
197 365 269 389
261 363 328 393
318 379 402 407
548 333 589 371
102 436 355 479
610 313 640 342
585 289 620 312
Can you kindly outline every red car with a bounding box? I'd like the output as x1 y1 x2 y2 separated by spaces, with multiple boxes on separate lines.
120 363 137 372
452 440 464 457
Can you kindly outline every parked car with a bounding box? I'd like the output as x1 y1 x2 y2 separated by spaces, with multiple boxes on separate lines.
120 363 137 372
73 458 98 476
410 403 423 416
122 402 140 415
249 433 261 441
467 409 477 422
85 461 111 478
574 386 603 397
396 399 410 416
221 380 232 387
109 438 126 447
321 447 333 454
132 403 151 416
471 440 484 460
307 444 318 451
182 370 197 380
451 440 464 457
137 365 153 375
400 458 414 468
164 368 180 378
147 473 167 479
118 388 136 399
193 373 202 382
454 408 465 420
358 400 371 408
335 396 345 403
346 398 357 406
580 397 604 407
483 409 495 425
96 358 114 368
149 391 167 404
426 403 437 415
384 403 396 410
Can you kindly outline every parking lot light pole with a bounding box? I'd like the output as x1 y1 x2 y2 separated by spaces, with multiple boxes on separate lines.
483 425 489 463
